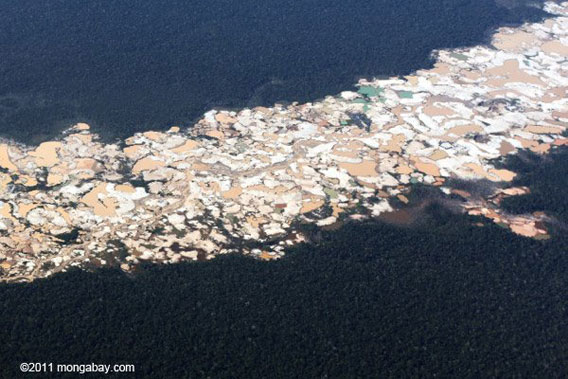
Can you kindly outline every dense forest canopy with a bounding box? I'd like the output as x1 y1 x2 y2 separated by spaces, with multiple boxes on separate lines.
1 149 566 378
0 0 549 143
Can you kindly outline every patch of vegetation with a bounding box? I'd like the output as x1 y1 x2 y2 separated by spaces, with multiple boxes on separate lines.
0 148 567 378
500 149 568 223
0 0 549 143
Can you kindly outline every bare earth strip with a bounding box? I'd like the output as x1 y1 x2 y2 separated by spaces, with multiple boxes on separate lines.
1 2 567 281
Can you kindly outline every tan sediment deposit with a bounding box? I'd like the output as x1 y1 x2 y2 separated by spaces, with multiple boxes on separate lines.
215 113 237 124
423 103 459 117
510 224 535 237
246 216 267 228
463 163 516 182
81 183 117 217
531 143 551 154
499 141 516 155
143 131 166 142
0 202 16 223
300 199 325 214
47 173 64 187
29 142 62 167
486 59 546 87
429 150 448 161
170 140 199 154
446 124 483 138
339 160 378 177
412 158 441 177
541 40 568 56
75 158 99 171
493 30 538 52
17 175 38 187
524 125 565 134
115 184 136 193
222 186 243 199
132 156 167 174
70 133 93 144
124 145 146 160
0 144 18 172
464 163 490 179
381 134 406 153
16 203 39 218
206 130 224 140
488 169 516 182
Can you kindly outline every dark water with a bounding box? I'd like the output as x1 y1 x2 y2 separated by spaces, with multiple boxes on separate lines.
0 0 548 143
1 148 566 378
